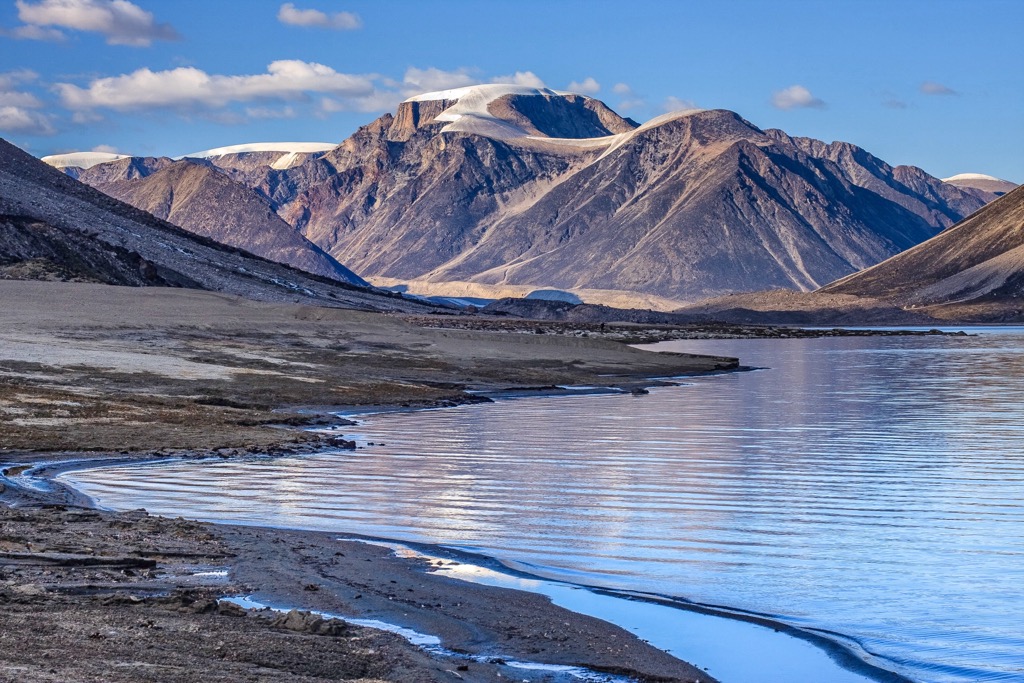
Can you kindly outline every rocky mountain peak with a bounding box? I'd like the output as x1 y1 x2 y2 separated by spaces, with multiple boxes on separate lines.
388 84 637 143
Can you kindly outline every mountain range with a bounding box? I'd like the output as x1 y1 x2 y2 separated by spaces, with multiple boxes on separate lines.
44 85 999 307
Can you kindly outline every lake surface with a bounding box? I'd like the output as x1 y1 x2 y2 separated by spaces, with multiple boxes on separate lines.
62 329 1024 683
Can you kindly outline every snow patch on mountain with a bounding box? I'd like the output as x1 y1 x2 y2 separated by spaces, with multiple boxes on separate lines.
41 151 130 169
943 173 1008 183
180 142 337 159
405 84 598 141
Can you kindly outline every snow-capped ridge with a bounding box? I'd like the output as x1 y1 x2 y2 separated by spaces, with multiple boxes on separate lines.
402 84 606 142
41 151 130 169
943 173 1009 183
179 142 337 160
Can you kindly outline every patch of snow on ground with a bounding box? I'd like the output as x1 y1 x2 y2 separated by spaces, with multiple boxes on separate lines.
942 173 1009 183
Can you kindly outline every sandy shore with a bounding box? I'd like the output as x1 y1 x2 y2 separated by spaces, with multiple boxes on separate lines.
0 281 736 682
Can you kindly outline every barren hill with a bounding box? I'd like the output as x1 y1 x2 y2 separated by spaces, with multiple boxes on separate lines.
1 138 428 312
824 185 1024 316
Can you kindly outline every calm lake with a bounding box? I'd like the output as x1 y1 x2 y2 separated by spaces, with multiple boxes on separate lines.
61 329 1024 683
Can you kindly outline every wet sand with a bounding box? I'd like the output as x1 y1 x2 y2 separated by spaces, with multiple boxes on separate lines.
0 281 732 682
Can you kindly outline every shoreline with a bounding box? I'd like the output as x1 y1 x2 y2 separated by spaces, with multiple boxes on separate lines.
0 282 933 682
2 452 718 683
6 392 912 683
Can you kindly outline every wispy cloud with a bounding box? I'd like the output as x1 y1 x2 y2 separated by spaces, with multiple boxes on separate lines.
401 66 477 94
920 81 957 96
0 105 55 135
610 82 645 111
491 71 545 88
277 3 361 30
10 0 179 47
567 77 600 95
0 69 54 135
660 95 698 113
244 105 297 120
771 84 826 110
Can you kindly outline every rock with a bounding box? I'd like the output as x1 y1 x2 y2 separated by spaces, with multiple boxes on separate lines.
216 600 247 617
271 609 348 636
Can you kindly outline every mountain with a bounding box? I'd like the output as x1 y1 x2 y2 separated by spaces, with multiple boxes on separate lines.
50 85 987 305
1 138 428 312
942 173 1018 202
178 142 337 187
267 86 985 303
823 185 1024 318
76 158 365 284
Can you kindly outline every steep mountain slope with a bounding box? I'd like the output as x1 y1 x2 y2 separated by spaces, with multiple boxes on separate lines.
824 185 1024 311
86 160 365 284
0 138 427 312
53 86 987 304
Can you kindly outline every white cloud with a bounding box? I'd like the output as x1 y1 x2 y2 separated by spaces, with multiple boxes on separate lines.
612 82 633 96
491 71 545 88
56 60 376 110
277 3 361 30
661 95 698 113
13 0 179 46
402 66 477 94
90 143 118 152
920 81 957 96
771 84 826 110
0 105 55 135
567 77 600 95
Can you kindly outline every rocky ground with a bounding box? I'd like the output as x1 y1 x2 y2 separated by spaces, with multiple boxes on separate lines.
401 314 966 344
0 475 715 683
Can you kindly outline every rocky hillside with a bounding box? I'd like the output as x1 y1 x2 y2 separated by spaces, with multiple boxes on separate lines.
51 86 988 304
81 159 365 284
1 138 432 313
824 185 1024 316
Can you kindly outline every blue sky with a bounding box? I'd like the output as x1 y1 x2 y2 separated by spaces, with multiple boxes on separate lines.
1 0 1021 180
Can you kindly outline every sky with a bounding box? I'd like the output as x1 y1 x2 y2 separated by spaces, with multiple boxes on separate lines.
0 0 1021 181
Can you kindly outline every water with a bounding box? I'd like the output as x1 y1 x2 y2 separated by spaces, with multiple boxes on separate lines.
60 330 1024 683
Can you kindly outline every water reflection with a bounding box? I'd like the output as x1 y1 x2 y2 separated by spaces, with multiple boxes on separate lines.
63 332 1024 683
